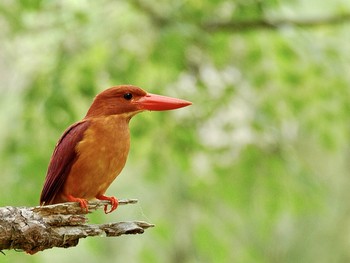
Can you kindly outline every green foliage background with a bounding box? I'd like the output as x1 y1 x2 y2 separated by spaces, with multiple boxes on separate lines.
1 0 350 262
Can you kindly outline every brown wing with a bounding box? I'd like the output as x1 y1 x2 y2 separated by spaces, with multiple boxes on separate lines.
40 120 90 205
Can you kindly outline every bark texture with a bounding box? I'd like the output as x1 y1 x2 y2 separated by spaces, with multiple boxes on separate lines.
0 199 154 254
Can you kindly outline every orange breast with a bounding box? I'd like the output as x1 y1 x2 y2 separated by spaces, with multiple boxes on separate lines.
61 114 130 200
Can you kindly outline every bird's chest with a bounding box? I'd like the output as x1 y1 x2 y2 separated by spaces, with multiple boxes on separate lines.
65 116 130 197
85 117 129 166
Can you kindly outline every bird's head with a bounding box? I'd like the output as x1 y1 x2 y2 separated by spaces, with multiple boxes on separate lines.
85 85 192 118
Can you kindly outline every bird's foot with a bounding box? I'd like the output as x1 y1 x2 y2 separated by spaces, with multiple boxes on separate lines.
67 195 89 213
96 195 119 214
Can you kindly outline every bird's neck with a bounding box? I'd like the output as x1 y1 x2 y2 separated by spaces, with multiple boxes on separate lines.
85 114 132 134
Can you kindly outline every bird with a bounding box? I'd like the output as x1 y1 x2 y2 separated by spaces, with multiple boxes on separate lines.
40 85 192 214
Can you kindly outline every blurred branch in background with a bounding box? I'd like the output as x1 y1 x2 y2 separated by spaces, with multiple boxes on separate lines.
131 0 350 32
0 199 154 254
203 13 350 32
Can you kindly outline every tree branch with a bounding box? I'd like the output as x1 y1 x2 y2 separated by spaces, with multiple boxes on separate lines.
203 13 350 32
131 0 350 33
0 199 154 254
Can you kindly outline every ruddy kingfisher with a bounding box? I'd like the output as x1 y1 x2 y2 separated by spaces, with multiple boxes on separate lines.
40 85 192 213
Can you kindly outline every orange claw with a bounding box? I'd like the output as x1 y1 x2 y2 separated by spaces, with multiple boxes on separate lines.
67 194 89 213
96 195 119 214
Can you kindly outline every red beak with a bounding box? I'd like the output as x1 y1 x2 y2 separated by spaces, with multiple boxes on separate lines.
137 93 192 111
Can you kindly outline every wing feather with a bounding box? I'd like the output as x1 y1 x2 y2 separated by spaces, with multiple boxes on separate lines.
40 120 90 205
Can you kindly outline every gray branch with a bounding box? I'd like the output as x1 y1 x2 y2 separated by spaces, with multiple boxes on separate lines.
0 199 154 254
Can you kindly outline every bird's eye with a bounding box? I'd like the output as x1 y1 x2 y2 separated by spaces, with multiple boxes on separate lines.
123 93 133 100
